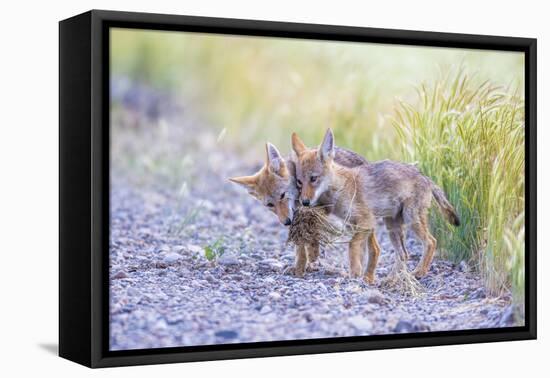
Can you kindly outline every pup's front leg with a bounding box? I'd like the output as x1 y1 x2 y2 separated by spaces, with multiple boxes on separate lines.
348 232 366 278
294 244 308 277
364 232 381 284
306 243 320 263
305 243 321 272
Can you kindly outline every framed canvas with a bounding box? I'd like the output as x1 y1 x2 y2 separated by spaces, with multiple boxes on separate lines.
59 10 537 368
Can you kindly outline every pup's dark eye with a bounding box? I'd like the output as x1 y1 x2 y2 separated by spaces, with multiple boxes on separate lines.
296 179 302 188
310 176 318 183
266 203 274 208
280 192 286 200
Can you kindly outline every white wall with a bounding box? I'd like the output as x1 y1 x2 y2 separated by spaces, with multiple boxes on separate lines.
0 0 546 376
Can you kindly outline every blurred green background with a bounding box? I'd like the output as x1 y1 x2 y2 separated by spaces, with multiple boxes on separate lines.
111 28 523 160
110 28 525 313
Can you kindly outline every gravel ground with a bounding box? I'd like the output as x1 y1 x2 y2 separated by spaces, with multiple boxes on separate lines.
109 86 520 351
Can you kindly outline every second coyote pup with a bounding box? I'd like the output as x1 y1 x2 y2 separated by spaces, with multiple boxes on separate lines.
292 129 460 280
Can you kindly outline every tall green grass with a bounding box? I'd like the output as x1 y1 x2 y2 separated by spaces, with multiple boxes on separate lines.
393 70 525 304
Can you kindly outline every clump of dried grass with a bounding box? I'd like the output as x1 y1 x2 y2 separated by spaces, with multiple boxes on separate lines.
287 206 343 247
287 203 373 248
381 259 425 297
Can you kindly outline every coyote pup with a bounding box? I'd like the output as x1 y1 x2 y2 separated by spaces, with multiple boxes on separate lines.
229 143 366 277
291 129 460 280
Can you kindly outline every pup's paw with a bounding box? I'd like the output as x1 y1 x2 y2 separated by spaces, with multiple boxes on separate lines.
349 266 363 279
294 267 306 278
306 261 321 272
283 265 305 278
363 274 376 285
412 267 428 279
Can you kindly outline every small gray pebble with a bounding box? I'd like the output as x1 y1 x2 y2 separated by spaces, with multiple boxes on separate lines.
113 270 128 279
215 330 239 340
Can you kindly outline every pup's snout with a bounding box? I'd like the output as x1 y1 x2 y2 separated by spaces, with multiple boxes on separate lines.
302 199 310 206
284 218 292 226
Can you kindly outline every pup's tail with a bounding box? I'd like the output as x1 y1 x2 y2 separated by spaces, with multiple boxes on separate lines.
431 183 460 226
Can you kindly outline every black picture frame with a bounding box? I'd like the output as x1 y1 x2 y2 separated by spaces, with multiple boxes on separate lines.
59 9 537 368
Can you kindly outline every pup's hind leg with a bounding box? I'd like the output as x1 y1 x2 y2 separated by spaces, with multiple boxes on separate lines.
384 217 408 262
410 214 437 278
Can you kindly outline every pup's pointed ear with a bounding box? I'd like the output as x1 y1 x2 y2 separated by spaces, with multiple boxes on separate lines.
289 149 298 162
319 128 335 162
266 142 286 176
291 132 307 155
286 159 297 178
229 175 258 193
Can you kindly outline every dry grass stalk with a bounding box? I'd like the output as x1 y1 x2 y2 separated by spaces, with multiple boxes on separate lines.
381 259 425 297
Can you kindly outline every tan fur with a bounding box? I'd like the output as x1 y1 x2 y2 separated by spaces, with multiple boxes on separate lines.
292 129 460 279
229 143 296 226
292 131 380 283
